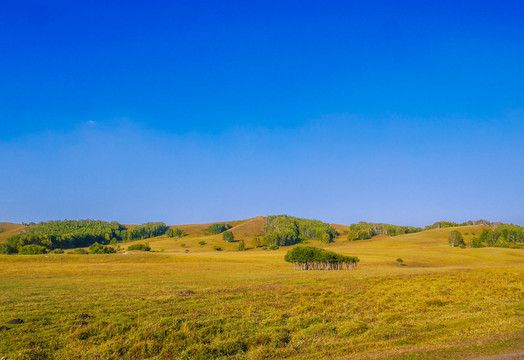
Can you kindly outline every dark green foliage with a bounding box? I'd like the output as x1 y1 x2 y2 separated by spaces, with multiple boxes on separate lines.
223 231 234 242
284 246 359 270
88 242 116 254
198 241 206 246
213 245 222 251
166 227 186 238
263 215 337 247
448 231 465 247
51 248 64 254
268 245 279 250
471 237 484 248
349 222 422 238
238 240 245 251
5 220 126 254
396 258 403 265
127 243 151 251
0 243 17 254
18 244 49 255
126 223 168 241
208 223 232 234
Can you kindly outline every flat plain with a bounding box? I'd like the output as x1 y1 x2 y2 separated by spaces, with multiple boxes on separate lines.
0 220 522 359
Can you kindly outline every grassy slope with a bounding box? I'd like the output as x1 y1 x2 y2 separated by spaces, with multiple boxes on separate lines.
0 222 26 243
0 222 522 359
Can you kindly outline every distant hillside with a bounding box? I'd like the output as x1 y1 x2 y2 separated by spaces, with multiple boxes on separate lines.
0 222 26 242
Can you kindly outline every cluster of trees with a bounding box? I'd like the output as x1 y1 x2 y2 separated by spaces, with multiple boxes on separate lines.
0 220 126 254
447 223 523 248
126 222 168 240
347 222 422 240
425 219 491 230
166 227 186 238
474 224 524 248
284 246 359 270
88 242 116 254
208 223 232 234
263 215 337 246
0 220 170 255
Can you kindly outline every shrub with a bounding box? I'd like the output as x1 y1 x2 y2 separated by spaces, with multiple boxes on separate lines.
269 245 279 250
127 243 151 251
208 223 231 234
51 248 64 254
213 245 222 251
396 258 403 265
198 241 206 246
19 244 49 255
238 240 245 251
223 231 234 242
88 242 116 254
0 243 17 254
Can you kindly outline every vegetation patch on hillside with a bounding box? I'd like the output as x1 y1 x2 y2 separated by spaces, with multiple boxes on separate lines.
0 220 168 254
284 246 359 270
347 222 423 240
263 215 337 246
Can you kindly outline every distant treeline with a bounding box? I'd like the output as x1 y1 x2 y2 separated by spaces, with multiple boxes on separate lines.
449 223 524 249
284 246 359 270
263 215 337 246
347 222 423 240
0 220 169 254
425 219 492 230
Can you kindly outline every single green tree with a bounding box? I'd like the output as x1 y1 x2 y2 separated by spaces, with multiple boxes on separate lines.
252 236 261 248
223 230 234 242
448 230 465 247
238 240 245 251
347 230 358 241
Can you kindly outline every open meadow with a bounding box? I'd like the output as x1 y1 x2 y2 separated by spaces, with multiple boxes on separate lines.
0 222 523 359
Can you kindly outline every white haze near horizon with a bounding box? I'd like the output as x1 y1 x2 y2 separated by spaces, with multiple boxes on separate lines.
1 116 523 227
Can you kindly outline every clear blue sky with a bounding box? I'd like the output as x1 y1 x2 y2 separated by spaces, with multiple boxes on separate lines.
1 1 523 226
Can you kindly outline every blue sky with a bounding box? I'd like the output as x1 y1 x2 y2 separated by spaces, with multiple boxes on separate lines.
1 1 523 226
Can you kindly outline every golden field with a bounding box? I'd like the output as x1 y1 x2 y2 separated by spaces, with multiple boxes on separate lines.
0 220 522 359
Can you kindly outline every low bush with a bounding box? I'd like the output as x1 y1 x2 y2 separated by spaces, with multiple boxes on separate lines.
19 244 48 255
127 243 151 251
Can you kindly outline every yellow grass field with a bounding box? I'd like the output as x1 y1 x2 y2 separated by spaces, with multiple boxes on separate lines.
0 220 522 359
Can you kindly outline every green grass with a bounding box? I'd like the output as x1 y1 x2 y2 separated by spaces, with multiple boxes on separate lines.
0 225 523 359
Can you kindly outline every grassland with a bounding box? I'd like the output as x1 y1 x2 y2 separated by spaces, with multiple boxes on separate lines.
0 220 522 359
